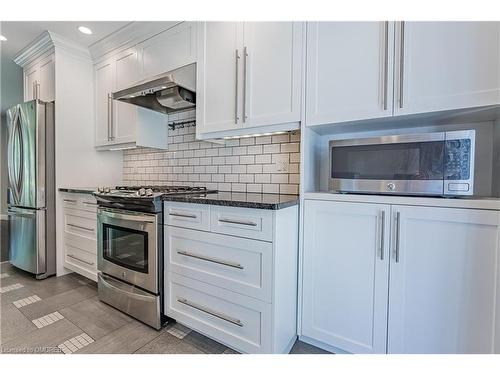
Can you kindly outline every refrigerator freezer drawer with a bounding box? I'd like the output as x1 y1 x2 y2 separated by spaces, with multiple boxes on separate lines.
8 207 46 275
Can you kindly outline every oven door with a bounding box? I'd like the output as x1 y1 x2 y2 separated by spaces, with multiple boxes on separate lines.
330 133 446 195
97 208 159 294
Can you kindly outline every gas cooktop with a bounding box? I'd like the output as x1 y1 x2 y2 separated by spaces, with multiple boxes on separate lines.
94 186 217 213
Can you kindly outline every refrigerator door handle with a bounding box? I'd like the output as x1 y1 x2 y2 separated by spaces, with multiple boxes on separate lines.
16 109 25 202
7 107 23 205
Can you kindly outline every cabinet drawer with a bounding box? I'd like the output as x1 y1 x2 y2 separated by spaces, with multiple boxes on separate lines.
164 202 210 231
65 244 97 274
166 273 272 353
210 206 274 241
61 193 97 212
166 227 272 302
64 208 97 254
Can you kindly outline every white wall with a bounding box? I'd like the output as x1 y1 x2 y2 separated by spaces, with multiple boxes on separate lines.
54 47 122 276
0 48 23 216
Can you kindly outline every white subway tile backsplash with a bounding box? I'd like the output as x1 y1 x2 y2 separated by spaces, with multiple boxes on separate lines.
122 111 300 194
263 144 280 154
240 137 255 146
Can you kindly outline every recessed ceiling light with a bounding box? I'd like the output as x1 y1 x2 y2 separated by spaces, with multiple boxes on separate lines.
0 35 7 41
78 26 92 35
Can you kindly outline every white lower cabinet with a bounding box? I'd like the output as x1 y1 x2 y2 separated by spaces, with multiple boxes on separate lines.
301 199 500 354
301 200 390 354
61 193 98 281
387 205 500 354
164 202 299 353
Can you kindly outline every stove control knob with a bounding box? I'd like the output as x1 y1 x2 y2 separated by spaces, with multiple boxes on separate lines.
387 183 396 191
98 187 104 193
138 188 146 196
104 187 111 193
145 188 154 196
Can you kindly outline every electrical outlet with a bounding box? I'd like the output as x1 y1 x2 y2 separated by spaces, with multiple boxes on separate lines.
276 161 289 173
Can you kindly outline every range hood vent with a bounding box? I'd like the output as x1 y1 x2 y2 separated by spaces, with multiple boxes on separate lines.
112 63 196 114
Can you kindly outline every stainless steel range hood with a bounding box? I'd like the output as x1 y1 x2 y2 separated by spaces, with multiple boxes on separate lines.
113 63 196 114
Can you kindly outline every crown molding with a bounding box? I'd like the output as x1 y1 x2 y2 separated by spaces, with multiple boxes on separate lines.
13 31 91 67
89 21 180 63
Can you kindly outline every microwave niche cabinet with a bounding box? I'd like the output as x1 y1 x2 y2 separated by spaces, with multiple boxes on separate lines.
306 21 500 127
196 22 303 139
301 199 500 354
164 201 299 353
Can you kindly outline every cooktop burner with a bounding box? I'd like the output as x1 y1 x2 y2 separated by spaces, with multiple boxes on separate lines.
94 186 217 213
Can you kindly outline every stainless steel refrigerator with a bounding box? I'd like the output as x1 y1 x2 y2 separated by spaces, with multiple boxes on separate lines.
6 99 55 279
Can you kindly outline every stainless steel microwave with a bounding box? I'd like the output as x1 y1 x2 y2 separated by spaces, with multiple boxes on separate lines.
329 130 475 196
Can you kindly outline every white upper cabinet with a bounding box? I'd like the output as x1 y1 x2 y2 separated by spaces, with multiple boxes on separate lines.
388 205 500 354
196 22 243 134
37 54 55 102
113 48 140 145
23 53 55 102
302 200 391 354
196 22 303 138
94 58 116 147
140 22 197 78
306 22 394 126
394 22 500 115
23 65 38 101
242 22 302 128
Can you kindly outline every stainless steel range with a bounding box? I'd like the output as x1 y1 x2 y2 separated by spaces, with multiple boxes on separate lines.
94 186 216 329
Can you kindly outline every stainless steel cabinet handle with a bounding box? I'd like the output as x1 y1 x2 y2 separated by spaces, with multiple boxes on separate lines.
33 80 40 100
63 199 77 203
177 250 244 270
177 298 243 327
218 218 257 227
67 254 94 266
383 21 389 110
67 223 94 232
235 49 240 124
243 46 248 122
82 201 97 206
395 211 401 263
380 210 386 260
107 93 114 141
399 21 405 109
169 212 197 219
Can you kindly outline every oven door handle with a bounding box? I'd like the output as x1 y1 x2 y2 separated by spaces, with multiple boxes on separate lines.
98 273 157 302
99 208 156 223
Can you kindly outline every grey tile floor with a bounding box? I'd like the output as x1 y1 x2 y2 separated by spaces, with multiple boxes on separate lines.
0 262 329 354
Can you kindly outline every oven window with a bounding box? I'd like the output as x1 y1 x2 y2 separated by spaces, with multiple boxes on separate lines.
331 141 445 180
103 224 148 273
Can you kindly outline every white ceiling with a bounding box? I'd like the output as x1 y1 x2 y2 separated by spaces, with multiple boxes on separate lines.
0 21 131 60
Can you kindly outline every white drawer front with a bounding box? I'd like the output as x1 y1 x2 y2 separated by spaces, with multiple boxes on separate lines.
65 244 97 273
210 206 274 242
166 227 272 302
61 193 97 212
64 209 97 254
164 202 210 231
166 273 272 353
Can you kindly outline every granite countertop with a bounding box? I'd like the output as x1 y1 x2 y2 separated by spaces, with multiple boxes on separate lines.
59 187 97 194
162 191 299 210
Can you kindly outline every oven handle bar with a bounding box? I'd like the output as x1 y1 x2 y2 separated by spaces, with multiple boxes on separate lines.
98 208 156 223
